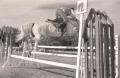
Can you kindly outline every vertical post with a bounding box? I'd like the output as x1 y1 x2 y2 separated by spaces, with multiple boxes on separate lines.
117 35 120 78
95 15 101 78
103 26 110 78
85 42 88 78
9 29 13 58
76 13 84 78
76 0 87 78
109 25 115 78
99 23 104 78
90 16 94 78
114 35 118 78
4 34 8 61
80 40 84 78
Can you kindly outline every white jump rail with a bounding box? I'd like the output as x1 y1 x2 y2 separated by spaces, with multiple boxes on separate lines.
37 45 96 49
37 45 78 49
32 51 77 58
32 46 96 58
10 55 78 69
14 45 117 50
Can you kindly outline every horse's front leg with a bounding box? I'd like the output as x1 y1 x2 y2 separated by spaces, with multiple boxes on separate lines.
31 40 38 58
33 41 38 52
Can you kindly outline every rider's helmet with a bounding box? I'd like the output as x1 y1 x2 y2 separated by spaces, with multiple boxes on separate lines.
65 8 72 16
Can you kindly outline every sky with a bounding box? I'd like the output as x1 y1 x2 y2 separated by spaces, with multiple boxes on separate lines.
0 0 120 34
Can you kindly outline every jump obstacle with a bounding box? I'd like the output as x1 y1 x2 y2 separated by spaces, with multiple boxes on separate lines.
0 3 117 78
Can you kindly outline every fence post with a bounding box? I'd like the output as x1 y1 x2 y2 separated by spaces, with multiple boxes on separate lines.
76 0 88 78
103 26 110 78
99 23 104 78
110 25 115 78
95 15 101 78
85 42 88 78
90 16 94 78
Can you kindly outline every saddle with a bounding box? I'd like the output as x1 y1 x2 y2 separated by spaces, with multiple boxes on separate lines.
47 19 66 34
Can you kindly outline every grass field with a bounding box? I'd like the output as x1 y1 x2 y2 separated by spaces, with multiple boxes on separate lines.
0 51 77 78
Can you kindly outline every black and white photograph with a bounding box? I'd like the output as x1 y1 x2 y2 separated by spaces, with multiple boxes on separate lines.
0 0 119 78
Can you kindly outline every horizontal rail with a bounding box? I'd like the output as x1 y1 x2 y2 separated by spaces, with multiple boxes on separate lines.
37 45 78 49
13 46 118 51
32 52 77 58
11 55 77 69
37 45 118 50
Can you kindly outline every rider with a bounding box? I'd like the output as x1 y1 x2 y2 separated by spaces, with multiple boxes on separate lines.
48 8 78 35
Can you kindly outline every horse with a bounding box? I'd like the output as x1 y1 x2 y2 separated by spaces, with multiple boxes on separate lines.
15 18 79 51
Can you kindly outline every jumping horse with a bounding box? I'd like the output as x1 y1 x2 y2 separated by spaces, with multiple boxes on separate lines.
15 17 79 54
